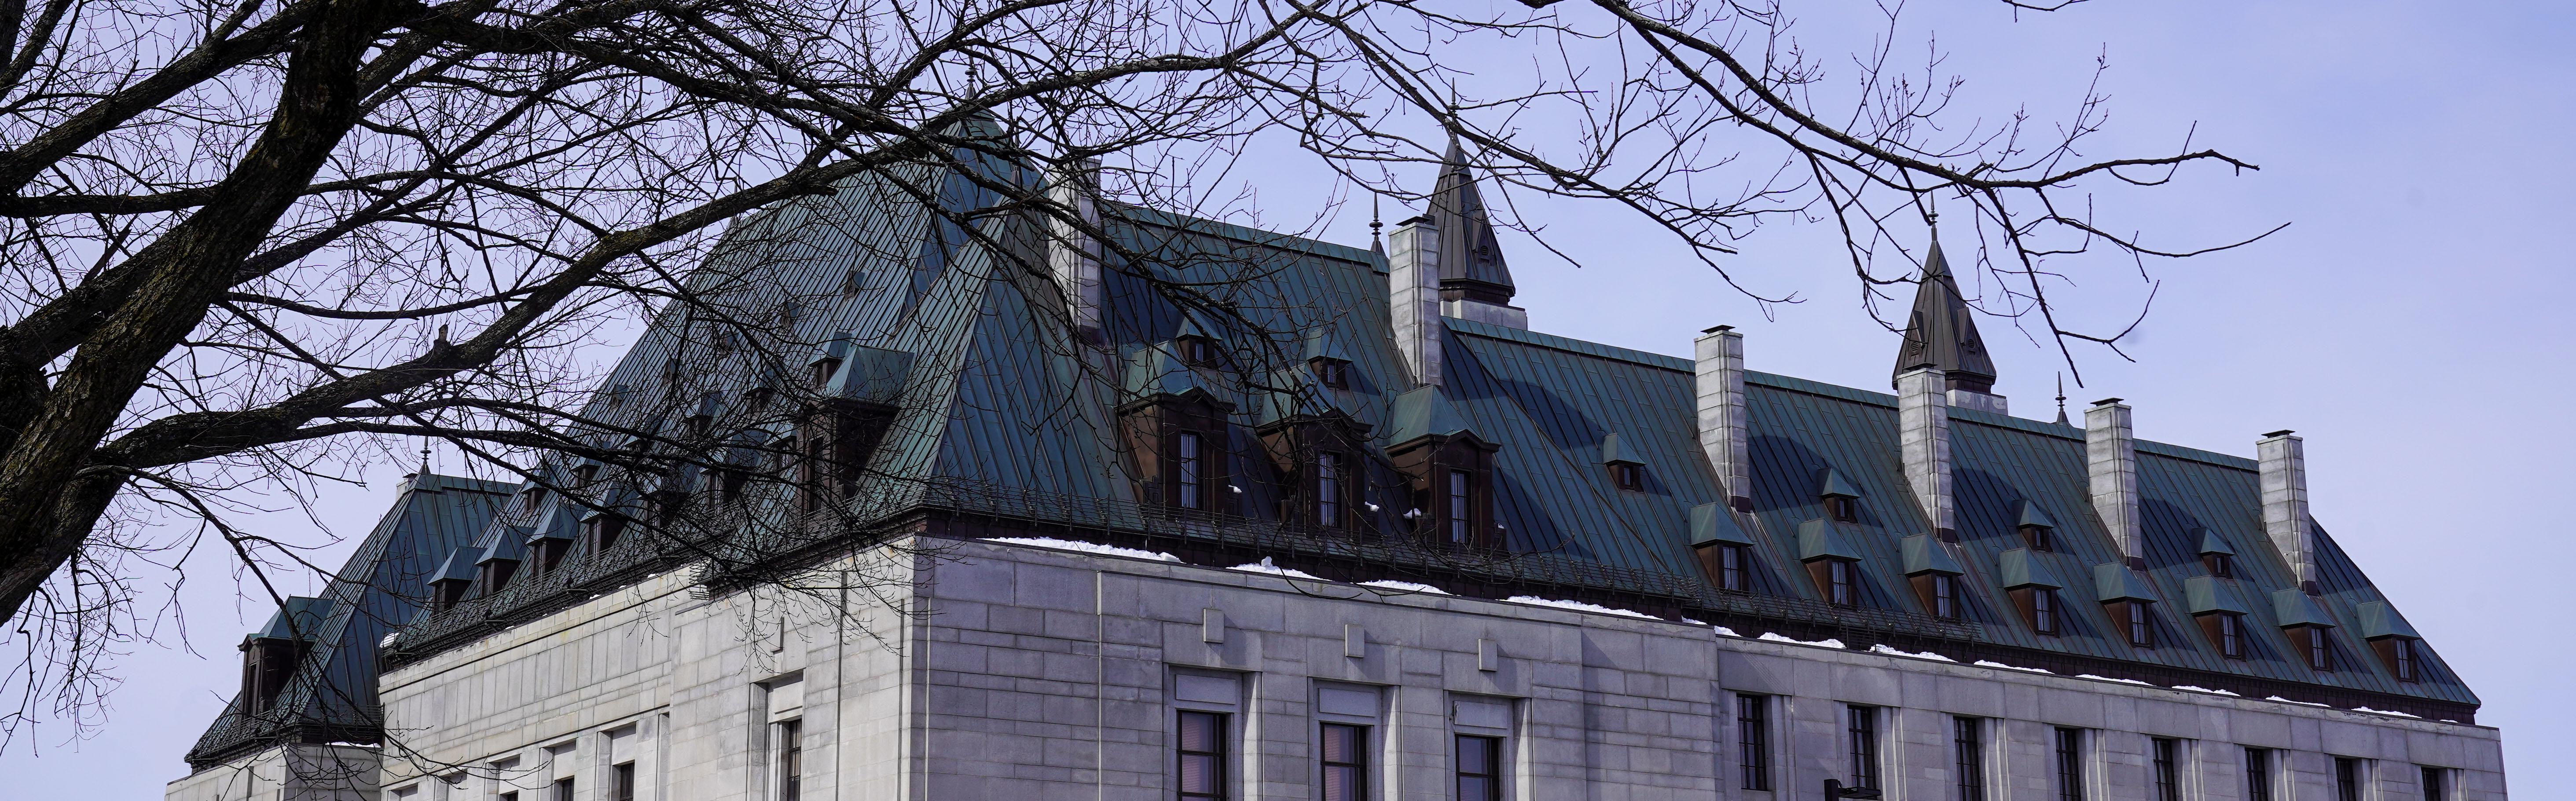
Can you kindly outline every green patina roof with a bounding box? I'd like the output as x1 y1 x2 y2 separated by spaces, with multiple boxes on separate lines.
1600 432 1644 465
1691 502 1754 547
2186 576 2252 616
1387 385 1484 446
1999 548 2066 589
1798 519 1866 562
2015 498 2059 530
2095 563 2158 603
2196 528 2237 556
2356 601 2422 640
1816 467 1864 498
1902 535 1965 576
2273 589 2340 629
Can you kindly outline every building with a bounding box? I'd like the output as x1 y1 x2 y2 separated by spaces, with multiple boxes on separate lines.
169 125 2504 801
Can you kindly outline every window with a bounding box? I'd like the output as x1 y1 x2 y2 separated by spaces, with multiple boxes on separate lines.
2033 589 2059 635
2205 552 2234 578
571 464 599 485
2244 748 2273 801
1954 717 1985 801
1736 695 1770 791
2336 758 2363 801
1454 734 1502 801
1611 462 1644 492
1931 574 1959 619
777 719 803 801
1316 453 1343 528
2126 602 2154 647
808 358 840 389
1178 711 1227 800
1446 470 1473 545
2420 765 2447 801
1718 545 1747 593
520 486 550 512
1846 706 1879 790
552 777 574 801
1826 496 1859 523
2392 638 2419 681
535 536 570 574
2218 614 2246 659
613 762 637 801
1181 337 1220 367
2305 627 2334 671
1320 723 1365 801
583 513 627 554
1178 432 1206 510
1827 560 1856 606
2151 739 2180 801
2054 728 2085 801
2022 524 2054 552
1314 359 1350 390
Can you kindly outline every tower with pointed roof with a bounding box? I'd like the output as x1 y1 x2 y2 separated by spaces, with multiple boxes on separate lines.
1407 142 1527 329
1892 228 2007 414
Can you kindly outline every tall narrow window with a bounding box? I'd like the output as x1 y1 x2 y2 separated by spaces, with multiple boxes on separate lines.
1932 574 1959 618
1828 560 1856 606
2033 588 2059 634
2127 602 2154 647
2219 614 2246 659
1178 711 1227 801
2420 766 2446 801
2151 739 2180 801
1447 470 1472 545
1736 695 1770 791
1320 723 1365 801
2393 638 2418 681
2054 728 2085 801
1847 706 1879 790
2306 627 2334 671
2205 552 2235 578
1953 717 1985 801
1454 734 1502 801
1611 462 1644 491
613 762 637 801
1316 453 1343 528
777 719 803 801
1314 360 1350 390
552 778 574 801
2244 748 2273 801
1719 545 1747 593
2022 525 2054 552
1826 496 1859 523
2335 757 2363 801
1177 432 1205 511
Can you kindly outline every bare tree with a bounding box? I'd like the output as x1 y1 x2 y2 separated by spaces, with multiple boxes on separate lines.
0 0 2261 755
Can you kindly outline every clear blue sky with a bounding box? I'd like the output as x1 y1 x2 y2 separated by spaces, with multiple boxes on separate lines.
7 0 2564 794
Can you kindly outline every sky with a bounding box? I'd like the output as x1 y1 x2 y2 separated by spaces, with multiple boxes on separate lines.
6 0 2569 795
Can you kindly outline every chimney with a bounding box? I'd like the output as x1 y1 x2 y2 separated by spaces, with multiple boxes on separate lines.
1388 214 1442 387
2258 430 2319 595
2085 399 2145 569
1045 158 1105 343
1896 366 1956 541
1695 326 1752 512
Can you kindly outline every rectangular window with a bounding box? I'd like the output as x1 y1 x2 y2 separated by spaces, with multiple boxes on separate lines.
2420 766 2446 801
1953 717 1985 801
2308 627 2334 671
1178 432 1205 510
2033 589 2059 634
1828 560 1855 606
1719 545 1746 592
2128 602 2154 647
1612 463 1643 491
1455 734 1502 801
2245 748 2273 801
2054 728 2085 801
2336 757 2363 801
1847 706 1880 790
1447 470 1472 545
613 762 637 801
1178 711 1228 800
1317 454 1343 528
552 778 575 801
2220 614 2246 658
1321 723 1365 801
1934 574 1959 619
2394 638 2419 681
2151 739 2180 801
1736 695 1770 790
777 719 803 801
2205 552 2234 578
1827 496 1857 523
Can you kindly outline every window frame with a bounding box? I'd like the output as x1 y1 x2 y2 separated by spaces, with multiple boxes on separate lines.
1313 358 1350 390
1178 710 1229 801
1719 545 1747 593
2151 738 2180 801
776 718 803 801
2054 727 2086 801
613 761 637 801
1825 495 1859 523
2304 626 2334 671
2021 524 2054 552
1315 452 1343 528
1453 733 1503 801
2244 747 2274 801
2205 552 2235 578
2335 757 2364 801
1736 694 1771 791
1446 469 1474 546
2219 614 2246 659
1827 560 1856 606
1319 722 1366 801
2032 588 2059 635
1846 705 1881 790
1177 431 1207 511
2419 765 2447 801
1953 716 1985 801
1611 462 1644 492
2393 637 2418 681
2125 601 2155 647
1933 573 1959 619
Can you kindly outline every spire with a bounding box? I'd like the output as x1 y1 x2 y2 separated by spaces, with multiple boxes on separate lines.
1891 220 1997 396
1369 195 1385 257
2053 373 2069 426
1427 140 1515 304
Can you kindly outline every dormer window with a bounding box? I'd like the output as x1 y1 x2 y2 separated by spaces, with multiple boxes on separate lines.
582 512 627 554
518 485 549 512
2382 637 2420 682
2120 601 2154 647
1179 336 1220 367
1902 534 1967 619
1446 469 1475 545
1825 560 1856 605
746 386 775 411
2028 588 2060 634
1611 463 1644 492
1708 545 1748 592
2358 601 2425 682
533 534 571 574
809 358 841 390
1798 519 1865 607
684 413 712 438
2020 524 2054 552
1692 504 1755 594
2204 552 2233 578
1927 574 1958 618
1315 452 1344 527
2197 612 2247 659
1825 496 1857 523
1177 432 1208 510
2301 625 2332 671
1312 358 1350 390
571 464 599 485
1816 468 1862 523
2012 500 2059 552
1999 548 2066 635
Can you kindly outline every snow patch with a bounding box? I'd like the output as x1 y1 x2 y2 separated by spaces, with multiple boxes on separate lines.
1358 580 1450 595
1757 632 1847 648
1230 557 1322 579
1713 626 1744 638
1869 644 1956 662
985 537 1179 562
2265 696 2331 708
1505 596 1656 619
2353 707 2422 719
1974 660 2054 674
2077 674 2155 686
2173 685 2241 697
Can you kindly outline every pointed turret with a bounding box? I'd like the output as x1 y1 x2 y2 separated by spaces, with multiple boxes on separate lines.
1407 142 1528 329
1892 230 2005 413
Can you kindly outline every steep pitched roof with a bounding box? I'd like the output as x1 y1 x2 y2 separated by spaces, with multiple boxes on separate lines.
1424 142 1516 298
1891 236 1996 388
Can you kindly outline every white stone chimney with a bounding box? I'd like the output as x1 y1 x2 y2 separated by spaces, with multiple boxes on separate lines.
1897 367 1956 541
2258 430 2319 595
1695 326 1751 512
1045 158 1105 343
2086 399 2146 569
1388 215 1442 387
